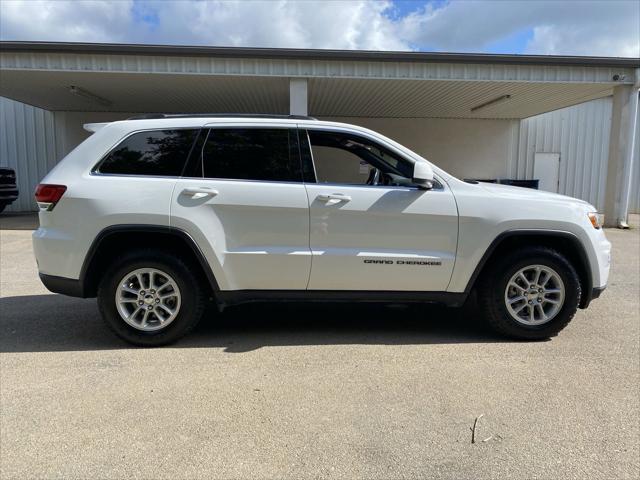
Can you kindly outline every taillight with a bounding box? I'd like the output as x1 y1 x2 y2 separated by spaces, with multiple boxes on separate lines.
35 184 67 211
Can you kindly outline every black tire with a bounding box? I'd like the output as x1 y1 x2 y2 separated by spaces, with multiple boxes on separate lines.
478 246 581 340
97 249 206 347
0 203 6 214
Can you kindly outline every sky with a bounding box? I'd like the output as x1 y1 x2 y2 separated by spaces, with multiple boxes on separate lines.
0 0 639 57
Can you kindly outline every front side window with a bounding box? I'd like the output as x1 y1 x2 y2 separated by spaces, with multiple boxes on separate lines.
97 129 199 176
305 130 414 186
200 128 300 182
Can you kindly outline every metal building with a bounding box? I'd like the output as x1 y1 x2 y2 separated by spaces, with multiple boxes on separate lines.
518 96 640 214
0 42 638 225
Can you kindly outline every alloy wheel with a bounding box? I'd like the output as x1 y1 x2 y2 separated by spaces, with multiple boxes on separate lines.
115 268 181 331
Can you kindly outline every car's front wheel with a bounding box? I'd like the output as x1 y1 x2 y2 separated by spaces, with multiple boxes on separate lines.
478 246 581 340
97 250 205 346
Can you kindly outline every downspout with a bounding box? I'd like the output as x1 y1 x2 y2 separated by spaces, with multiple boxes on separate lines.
617 67 640 228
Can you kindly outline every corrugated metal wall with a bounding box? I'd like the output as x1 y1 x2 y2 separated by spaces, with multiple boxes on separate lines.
631 109 640 213
1 94 637 214
0 96 59 212
516 97 613 211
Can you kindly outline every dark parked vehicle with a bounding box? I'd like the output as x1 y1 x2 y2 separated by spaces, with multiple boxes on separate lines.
0 167 19 213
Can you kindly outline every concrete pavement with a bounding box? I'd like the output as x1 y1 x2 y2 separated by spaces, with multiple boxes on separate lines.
1 214 638 479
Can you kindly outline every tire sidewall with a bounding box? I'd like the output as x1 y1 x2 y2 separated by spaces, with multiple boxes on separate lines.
487 251 581 338
98 254 202 346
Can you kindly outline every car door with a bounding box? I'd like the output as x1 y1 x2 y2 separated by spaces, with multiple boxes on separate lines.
171 124 311 291
301 127 458 292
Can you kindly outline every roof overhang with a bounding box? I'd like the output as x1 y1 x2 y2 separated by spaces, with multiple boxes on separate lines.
3 41 639 67
1 41 638 119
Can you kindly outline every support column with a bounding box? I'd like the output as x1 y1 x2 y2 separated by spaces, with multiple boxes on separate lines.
289 78 308 116
604 74 640 228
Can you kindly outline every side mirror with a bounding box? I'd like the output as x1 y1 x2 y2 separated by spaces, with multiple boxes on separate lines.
412 161 434 190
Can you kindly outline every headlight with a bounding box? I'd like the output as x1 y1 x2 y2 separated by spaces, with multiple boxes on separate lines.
588 212 603 229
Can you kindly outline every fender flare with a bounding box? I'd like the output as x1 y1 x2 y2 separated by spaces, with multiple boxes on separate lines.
80 224 221 297
463 229 594 307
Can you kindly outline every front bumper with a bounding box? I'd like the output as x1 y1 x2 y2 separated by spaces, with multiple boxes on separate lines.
581 285 606 309
591 285 606 301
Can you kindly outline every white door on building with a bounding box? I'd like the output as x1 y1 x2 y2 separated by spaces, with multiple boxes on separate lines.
534 153 560 192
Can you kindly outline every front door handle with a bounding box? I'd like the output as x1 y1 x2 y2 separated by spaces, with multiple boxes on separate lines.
181 187 219 199
317 193 352 205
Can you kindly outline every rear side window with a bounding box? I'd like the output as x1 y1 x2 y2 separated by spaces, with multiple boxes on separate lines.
199 128 300 182
97 129 199 176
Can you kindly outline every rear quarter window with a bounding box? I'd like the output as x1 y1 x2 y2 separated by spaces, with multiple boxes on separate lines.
96 129 199 176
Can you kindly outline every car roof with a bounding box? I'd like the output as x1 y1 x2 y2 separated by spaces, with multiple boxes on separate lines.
103 115 367 132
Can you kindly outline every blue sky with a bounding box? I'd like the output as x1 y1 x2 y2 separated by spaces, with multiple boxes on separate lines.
1 0 639 57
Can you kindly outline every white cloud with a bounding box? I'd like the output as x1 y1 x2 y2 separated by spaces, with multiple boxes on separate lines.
0 0 135 43
398 0 640 57
143 0 407 50
0 0 638 57
525 4 640 58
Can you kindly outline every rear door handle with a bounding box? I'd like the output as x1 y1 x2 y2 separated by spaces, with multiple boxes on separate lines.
317 193 352 204
181 187 219 199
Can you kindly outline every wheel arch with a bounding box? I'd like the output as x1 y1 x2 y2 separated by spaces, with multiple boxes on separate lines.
80 225 220 298
464 230 594 308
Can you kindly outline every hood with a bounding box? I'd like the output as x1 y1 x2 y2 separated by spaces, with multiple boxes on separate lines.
478 182 594 209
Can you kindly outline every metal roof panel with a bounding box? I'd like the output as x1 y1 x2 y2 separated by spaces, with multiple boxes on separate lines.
1 41 638 68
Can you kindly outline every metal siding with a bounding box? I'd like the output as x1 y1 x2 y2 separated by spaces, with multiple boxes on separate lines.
631 106 640 213
0 96 57 212
1 51 631 119
307 78 615 119
2 52 635 84
517 97 613 210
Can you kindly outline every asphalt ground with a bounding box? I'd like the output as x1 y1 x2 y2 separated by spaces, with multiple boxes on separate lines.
1 213 638 479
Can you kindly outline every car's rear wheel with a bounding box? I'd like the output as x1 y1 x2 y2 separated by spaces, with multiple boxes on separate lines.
478 246 581 340
97 250 205 346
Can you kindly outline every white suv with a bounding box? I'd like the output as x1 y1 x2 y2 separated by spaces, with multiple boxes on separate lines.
33 114 611 346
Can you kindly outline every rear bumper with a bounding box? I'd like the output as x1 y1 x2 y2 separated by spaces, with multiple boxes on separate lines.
39 273 85 298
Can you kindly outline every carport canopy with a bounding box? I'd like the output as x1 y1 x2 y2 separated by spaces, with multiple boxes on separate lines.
0 41 637 119
0 41 638 226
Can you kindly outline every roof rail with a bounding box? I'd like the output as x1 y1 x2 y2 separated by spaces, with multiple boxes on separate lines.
126 113 317 121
